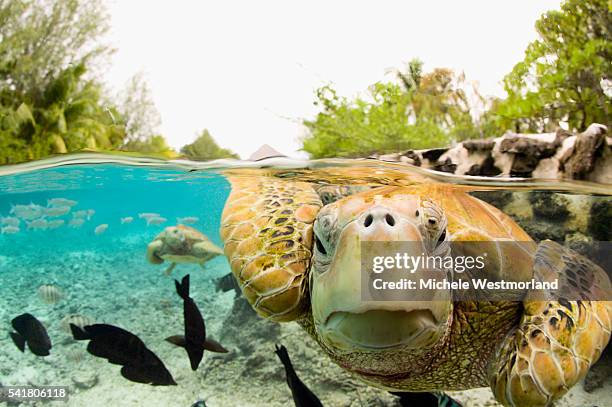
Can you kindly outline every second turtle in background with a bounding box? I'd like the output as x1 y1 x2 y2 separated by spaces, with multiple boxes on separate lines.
147 225 224 275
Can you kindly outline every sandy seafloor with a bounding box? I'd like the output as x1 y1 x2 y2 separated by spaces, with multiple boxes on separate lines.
0 238 610 407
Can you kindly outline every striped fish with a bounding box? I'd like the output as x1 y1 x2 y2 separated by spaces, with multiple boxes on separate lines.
60 314 94 334
37 284 64 304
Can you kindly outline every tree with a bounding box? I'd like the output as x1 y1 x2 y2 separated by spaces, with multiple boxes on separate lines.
0 0 111 100
302 60 481 158
180 129 239 160
116 71 175 157
119 71 162 143
0 0 176 163
0 0 124 164
492 0 611 132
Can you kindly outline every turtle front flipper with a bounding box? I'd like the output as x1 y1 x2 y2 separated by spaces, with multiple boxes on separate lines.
192 239 224 262
164 262 177 276
489 240 611 407
146 239 164 265
220 176 322 322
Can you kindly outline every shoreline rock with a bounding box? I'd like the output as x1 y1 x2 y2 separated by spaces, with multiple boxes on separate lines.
374 123 611 184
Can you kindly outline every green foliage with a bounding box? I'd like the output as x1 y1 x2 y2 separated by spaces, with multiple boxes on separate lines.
0 0 126 164
303 0 611 158
492 0 611 132
121 135 175 158
180 129 238 161
302 62 480 158
0 60 127 164
0 0 176 164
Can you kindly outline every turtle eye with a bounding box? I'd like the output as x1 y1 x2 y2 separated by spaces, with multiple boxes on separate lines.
315 235 327 255
437 230 447 245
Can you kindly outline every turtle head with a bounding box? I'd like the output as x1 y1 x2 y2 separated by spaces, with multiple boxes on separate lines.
161 226 187 249
310 188 452 367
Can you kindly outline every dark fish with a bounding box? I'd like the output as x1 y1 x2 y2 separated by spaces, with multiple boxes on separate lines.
9 313 52 356
391 391 463 407
166 274 228 371
214 272 241 296
70 323 176 386
190 401 207 407
274 344 323 407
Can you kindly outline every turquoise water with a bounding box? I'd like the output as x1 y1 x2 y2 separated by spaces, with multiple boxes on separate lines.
0 157 610 407
0 165 229 255
0 163 242 406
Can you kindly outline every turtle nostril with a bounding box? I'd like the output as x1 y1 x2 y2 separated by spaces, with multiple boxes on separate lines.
364 214 373 228
385 214 395 226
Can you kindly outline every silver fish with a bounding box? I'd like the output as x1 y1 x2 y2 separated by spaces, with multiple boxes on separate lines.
177 216 199 224
146 216 167 226
44 206 71 217
69 218 85 228
38 284 64 304
11 203 43 220
47 219 65 229
139 212 160 219
94 224 108 235
48 198 78 207
27 218 48 230
1 216 20 227
87 209 95 220
1 225 19 234
72 210 88 218
120 217 134 224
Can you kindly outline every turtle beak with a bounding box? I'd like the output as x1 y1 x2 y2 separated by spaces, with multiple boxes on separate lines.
312 205 451 353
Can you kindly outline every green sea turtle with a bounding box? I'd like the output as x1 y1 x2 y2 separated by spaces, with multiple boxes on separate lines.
147 225 223 275
220 172 611 407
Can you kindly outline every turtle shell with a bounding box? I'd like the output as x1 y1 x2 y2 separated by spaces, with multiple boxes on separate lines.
220 176 322 321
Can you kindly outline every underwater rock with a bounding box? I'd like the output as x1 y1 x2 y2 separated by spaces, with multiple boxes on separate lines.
219 296 281 354
584 343 612 393
528 192 571 221
519 218 566 242
469 191 513 211
588 199 612 241
564 232 593 257
71 370 99 390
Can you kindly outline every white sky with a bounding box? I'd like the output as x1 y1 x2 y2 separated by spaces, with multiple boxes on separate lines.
105 0 562 159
